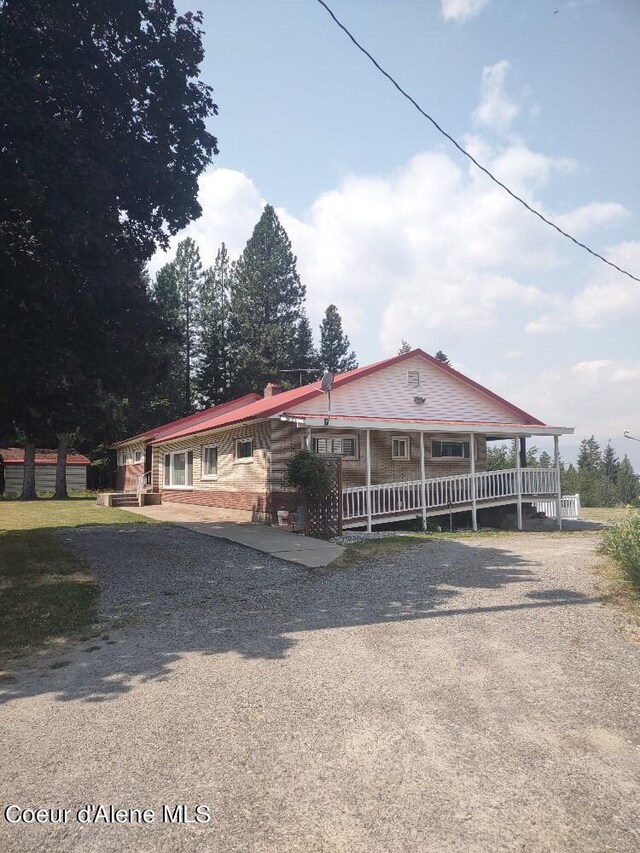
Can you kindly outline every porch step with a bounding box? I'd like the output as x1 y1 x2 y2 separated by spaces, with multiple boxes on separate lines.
111 494 140 507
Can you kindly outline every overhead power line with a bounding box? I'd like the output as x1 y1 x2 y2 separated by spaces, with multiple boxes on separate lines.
315 0 640 284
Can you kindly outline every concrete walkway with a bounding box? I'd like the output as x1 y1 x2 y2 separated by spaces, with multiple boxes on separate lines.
121 503 345 567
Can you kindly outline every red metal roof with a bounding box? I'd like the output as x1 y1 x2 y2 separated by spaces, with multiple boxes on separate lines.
149 349 545 444
1 447 91 466
112 393 263 447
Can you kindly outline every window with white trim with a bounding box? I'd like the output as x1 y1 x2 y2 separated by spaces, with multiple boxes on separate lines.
431 440 470 460
134 450 142 463
202 445 218 478
313 436 358 460
119 450 127 466
164 450 194 487
407 369 420 388
235 438 254 461
392 436 410 460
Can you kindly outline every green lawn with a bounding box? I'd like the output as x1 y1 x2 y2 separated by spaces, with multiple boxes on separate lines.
580 507 635 526
0 497 150 661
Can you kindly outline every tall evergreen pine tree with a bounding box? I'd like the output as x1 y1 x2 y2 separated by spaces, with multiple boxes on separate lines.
602 441 620 482
292 315 320 376
174 238 203 413
319 304 358 374
195 243 231 406
228 205 307 395
153 238 202 415
577 436 602 472
617 455 638 504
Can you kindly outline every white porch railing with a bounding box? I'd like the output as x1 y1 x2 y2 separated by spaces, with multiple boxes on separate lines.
342 467 560 522
533 494 580 520
136 471 152 493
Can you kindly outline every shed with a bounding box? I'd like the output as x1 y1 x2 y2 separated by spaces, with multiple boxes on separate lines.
0 448 91 497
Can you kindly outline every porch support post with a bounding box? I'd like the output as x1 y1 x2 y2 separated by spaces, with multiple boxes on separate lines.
515 435 523 531
366 429 372 533
554 434 563 530
519 436 527 468
470 432 477 531
419 432 427 530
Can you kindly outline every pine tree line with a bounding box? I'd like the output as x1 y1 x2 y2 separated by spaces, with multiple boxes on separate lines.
487 437 639 507
151 204 358 416
562 437 638 507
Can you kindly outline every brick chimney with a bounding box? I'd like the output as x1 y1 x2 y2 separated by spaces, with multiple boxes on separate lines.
264 382 283 398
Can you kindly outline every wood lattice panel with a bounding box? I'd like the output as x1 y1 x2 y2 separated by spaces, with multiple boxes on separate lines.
305 455 343 540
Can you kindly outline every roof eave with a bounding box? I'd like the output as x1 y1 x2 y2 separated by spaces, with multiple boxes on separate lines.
280 415 574 437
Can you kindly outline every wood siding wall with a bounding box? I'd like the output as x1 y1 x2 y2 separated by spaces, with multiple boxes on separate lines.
269 420 305 491
287 355 526 424
268 421 486 491
3 466 87 497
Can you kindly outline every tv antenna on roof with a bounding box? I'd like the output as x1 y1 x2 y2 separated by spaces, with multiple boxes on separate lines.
321 372 334 426
279 367 324 387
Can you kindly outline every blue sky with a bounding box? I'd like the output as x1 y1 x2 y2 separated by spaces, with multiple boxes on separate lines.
153 0 640 464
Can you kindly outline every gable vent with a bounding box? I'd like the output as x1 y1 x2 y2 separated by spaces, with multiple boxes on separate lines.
407 369 420 388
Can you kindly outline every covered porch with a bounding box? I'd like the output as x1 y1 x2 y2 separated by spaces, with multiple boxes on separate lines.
342 465 562 530
281 415 573 532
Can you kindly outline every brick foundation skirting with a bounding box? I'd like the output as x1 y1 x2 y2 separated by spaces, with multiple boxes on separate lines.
160 489 299 519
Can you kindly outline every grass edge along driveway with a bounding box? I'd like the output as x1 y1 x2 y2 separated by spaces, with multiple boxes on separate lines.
0 498 151 663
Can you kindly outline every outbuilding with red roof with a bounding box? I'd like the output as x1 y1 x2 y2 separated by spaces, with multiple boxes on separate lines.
1 448 91 497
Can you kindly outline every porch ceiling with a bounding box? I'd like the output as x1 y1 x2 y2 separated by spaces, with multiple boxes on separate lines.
278 414 573 437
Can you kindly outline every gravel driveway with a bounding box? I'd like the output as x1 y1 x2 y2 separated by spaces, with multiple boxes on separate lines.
2 525 639 852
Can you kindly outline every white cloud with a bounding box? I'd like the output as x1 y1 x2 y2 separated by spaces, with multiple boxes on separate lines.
555 201 629 236
279 136 581 351
148 168 265 276
473 61 519 134
526 241 640 334
513 360 640 439
569 242 640 327
441 0 491 23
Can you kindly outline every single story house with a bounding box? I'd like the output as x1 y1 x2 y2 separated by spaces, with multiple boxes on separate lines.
1 447 91 497
111 349 574 531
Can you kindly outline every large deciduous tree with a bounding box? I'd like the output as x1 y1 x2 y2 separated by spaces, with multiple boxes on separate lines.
319 305 357 374
0 0 218 496
228 205 307 396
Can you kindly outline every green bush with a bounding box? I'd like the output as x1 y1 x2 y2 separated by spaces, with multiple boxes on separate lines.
285 450 331 498
602 509 640 588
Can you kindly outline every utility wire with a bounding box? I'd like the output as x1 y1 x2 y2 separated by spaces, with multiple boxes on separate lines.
315 0 640 284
